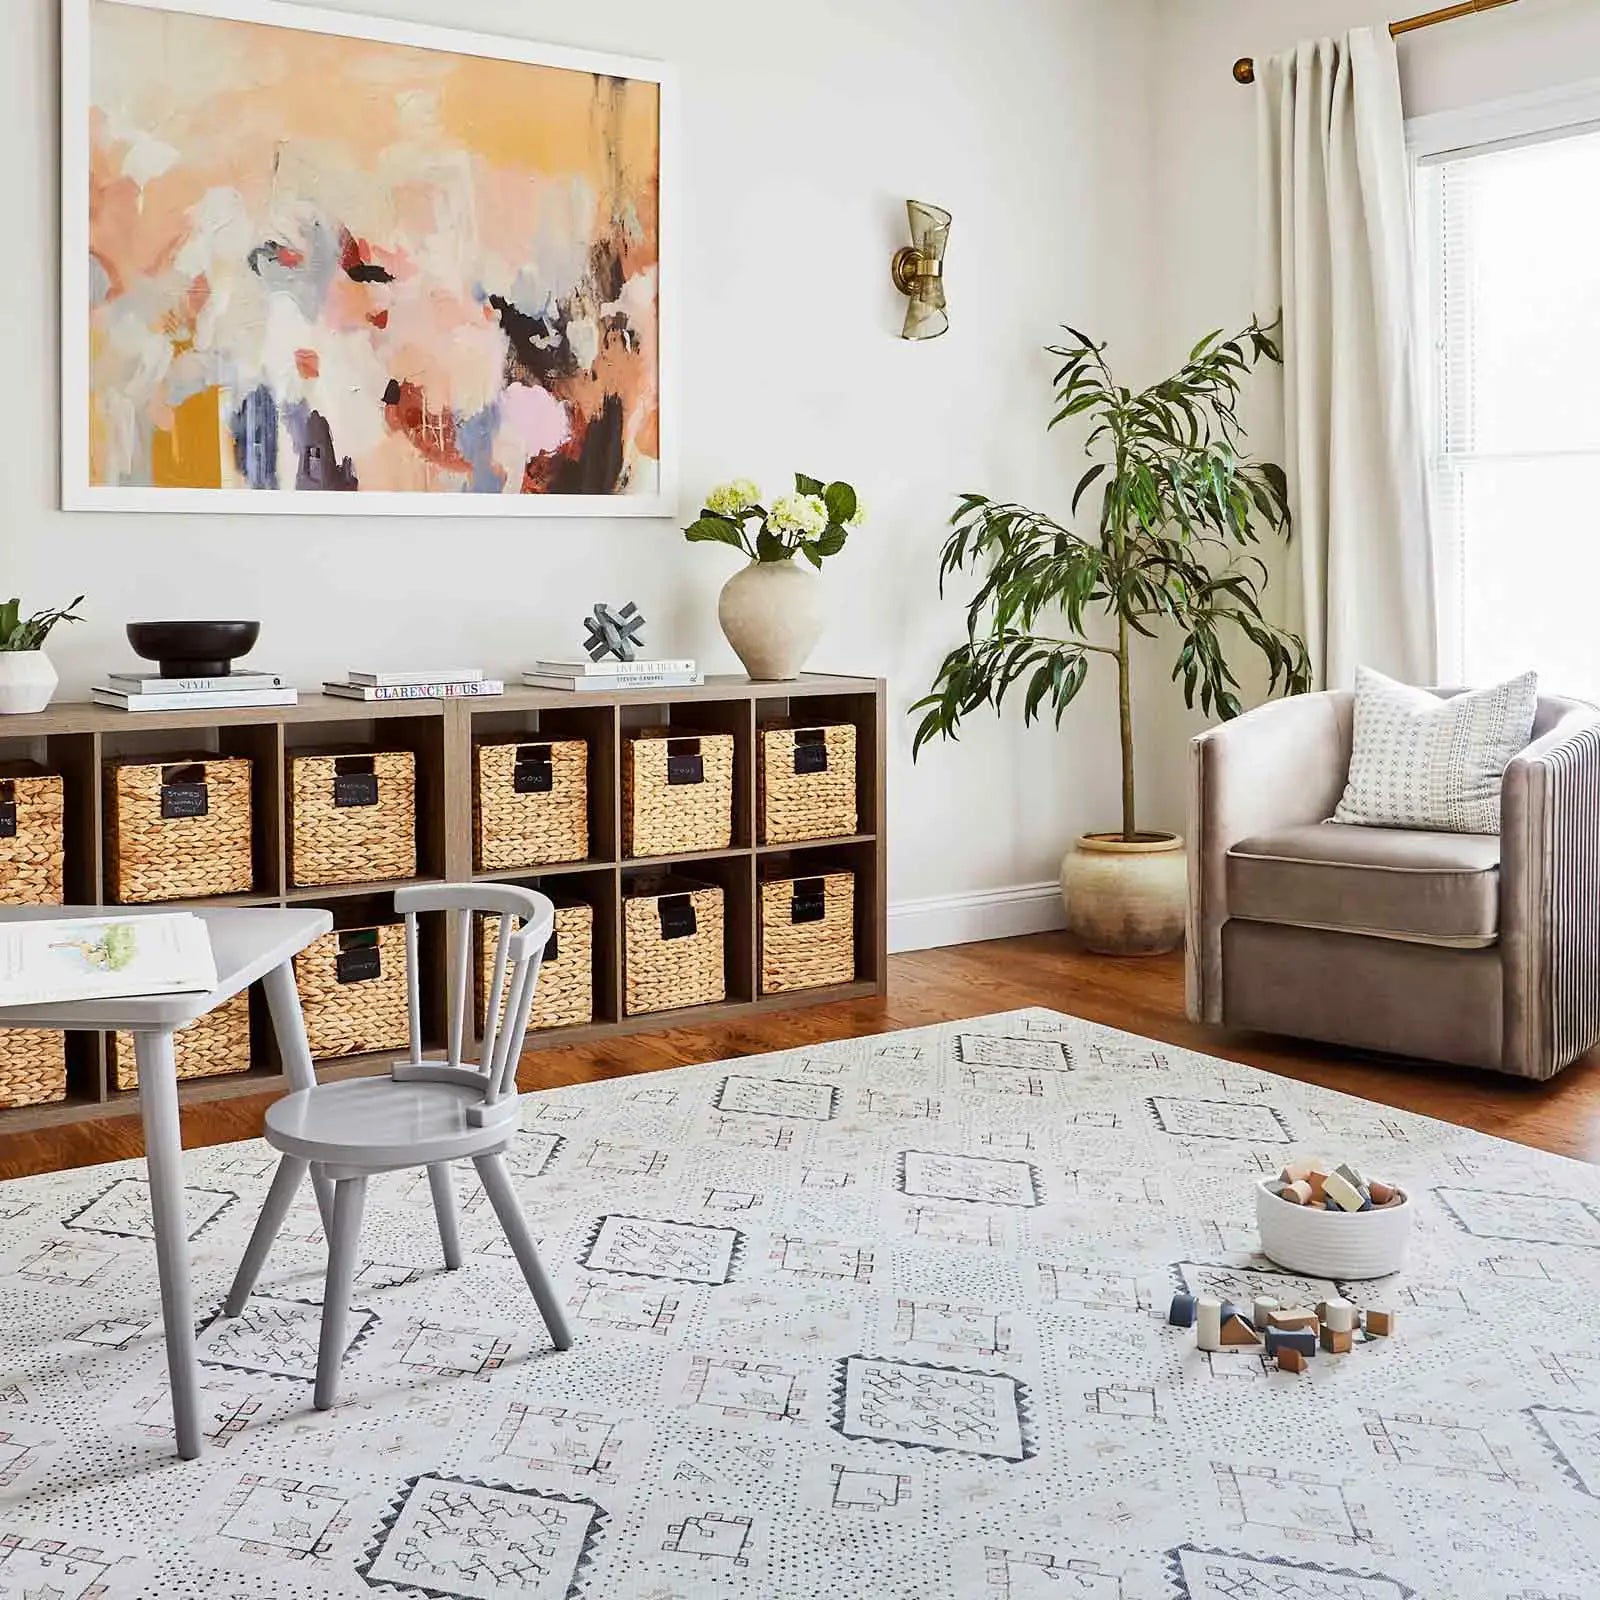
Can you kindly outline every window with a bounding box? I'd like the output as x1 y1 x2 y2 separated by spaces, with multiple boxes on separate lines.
1416 116 1600 696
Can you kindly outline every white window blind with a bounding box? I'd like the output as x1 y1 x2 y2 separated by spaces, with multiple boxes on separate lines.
1417 125 1600 698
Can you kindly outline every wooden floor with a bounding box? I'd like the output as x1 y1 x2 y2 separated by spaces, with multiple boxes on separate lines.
5 932 1599 1180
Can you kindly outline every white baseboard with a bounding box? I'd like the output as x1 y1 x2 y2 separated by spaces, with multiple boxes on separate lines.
888 880 1066 954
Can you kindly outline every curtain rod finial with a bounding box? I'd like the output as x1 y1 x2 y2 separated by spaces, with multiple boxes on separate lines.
1233 56 1256 84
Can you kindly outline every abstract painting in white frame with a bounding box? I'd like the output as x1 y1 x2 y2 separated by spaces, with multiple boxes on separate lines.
61 0 676 516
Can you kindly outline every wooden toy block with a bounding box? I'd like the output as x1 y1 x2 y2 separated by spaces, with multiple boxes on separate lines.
1168 1292 1197 1328
1322 1296 1356 1333
1220 1313 1261 1347
1334 1161 1369 1196
1277 1345 1307 1373
1320 1326 1354 1354
1281 1160 1315 1185
1364 1309 1395 1337
1306 1168 1330 1202
1369 1180 1397 1206
1265 1326 1317 1357
1322 1171 1367 1213
1196 1295 1224 1352
1252 1296 1279 1326
1268 1309 1319 1333
1278 1179 1313 1205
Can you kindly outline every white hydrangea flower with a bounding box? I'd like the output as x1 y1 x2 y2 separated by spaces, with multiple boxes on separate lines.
706 479 760 517
847 494 867 528
768 493 829 537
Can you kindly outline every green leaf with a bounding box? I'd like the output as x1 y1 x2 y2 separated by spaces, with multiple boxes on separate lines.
794 473 825 496
756 525 789 563
799 540 824 570
1070 463 1106 517
814 523 848 558
823 481 857 526
684 515 745 549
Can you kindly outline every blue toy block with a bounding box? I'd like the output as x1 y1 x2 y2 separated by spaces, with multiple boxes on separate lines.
1264 1326 1317 1357
1168 1292 1197 1328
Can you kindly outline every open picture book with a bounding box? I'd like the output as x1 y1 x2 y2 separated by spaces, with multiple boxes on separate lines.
0 913 218 1009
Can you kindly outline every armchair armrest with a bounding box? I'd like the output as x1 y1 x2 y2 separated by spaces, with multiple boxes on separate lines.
1499 705 1600 1078
1186 691 1352 1023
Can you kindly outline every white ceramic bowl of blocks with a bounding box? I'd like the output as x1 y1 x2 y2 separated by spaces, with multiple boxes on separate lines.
1254 1179 1413 1279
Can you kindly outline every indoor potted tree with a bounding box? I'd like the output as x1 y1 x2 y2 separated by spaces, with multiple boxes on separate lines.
685 473 863 680
912 320 1310 955
0 595 84 714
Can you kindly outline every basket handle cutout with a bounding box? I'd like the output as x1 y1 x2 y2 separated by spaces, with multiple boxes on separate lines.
658 892 698 940
159 764 210 821
791 877 827 924
0 781 14 839
335 927 384 984
793 728 829 775
665 738 704 785
543 928 560 963
513 744 554 795
333 754 380 808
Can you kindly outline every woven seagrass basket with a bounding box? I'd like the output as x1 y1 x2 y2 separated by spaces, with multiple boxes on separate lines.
623 729 734 857
760 869 856 994
289 751 416 887
623 875 725 1015
474 738 589 871
105 756 253 903
477 901 594 1032
0 764 65 906
758 722 857 844
0 1030 67 1108
111 991 252 1090
294 922 411 1060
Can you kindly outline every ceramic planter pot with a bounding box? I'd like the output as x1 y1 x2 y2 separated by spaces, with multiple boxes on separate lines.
0 650 58 715
717 557 826 681
1059 830 1187 955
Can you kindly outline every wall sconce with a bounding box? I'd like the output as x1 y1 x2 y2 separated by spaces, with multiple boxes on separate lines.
891 200 951 341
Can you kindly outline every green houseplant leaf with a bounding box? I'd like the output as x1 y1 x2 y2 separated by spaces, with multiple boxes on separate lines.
914 317 1310 840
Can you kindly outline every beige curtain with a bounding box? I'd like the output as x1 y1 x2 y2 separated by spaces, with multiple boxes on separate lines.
1256 28 1437 689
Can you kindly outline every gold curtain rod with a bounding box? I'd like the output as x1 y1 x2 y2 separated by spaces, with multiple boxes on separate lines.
1233 0 1520 84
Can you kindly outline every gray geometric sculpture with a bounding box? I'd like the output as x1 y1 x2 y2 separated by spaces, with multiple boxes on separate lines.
583 601 647 663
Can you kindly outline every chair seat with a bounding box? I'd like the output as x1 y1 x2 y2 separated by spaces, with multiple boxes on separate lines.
1227 822 1500 948
264 1075 511 1169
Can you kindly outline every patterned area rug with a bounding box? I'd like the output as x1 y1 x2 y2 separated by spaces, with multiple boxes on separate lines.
3 1008 1600 1599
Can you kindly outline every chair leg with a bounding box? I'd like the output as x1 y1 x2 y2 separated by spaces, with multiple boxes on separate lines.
473 1153 572 1351
314 1176 368 1412
224 1155 307 1317
427 1163 463 1270
310 1167 334 1239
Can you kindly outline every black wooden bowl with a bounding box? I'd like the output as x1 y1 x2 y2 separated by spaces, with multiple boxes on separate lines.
126 621 261 679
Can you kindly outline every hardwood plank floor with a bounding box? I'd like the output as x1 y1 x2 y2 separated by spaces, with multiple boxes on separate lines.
4 932 1598 1179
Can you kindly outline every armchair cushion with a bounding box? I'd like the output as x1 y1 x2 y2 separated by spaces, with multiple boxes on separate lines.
1227 823 1500 947
1332 666 1538 833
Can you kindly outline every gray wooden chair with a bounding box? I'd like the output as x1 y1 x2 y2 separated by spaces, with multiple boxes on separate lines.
224 883 573 1409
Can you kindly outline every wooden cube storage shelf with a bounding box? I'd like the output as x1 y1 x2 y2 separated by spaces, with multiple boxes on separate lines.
0 676 885 1131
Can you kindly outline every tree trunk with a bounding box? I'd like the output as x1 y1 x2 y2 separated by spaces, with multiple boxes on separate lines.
1117 611 1136 840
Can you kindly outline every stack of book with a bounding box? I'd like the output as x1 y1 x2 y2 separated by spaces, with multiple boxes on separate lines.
523 658 702 692
323 668 504 702
92 668 298 712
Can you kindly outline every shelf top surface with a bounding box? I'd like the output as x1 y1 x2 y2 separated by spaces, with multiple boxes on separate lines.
0 674 882 736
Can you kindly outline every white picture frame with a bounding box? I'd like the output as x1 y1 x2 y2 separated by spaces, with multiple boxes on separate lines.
61 0 677 517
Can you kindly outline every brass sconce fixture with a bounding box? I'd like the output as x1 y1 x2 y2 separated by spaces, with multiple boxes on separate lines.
891 200 951 340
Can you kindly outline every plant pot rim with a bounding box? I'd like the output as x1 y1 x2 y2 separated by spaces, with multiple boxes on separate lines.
1075 830 1184 855
0 648 49 657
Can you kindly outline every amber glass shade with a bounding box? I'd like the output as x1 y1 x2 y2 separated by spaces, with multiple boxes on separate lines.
898 200 951 341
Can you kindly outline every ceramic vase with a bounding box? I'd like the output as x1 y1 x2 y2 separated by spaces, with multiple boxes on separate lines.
1059 830 1187 955
717 558 825 681
0 650 58 715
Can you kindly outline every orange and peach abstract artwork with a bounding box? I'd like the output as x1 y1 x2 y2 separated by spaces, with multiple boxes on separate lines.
85 1 660 498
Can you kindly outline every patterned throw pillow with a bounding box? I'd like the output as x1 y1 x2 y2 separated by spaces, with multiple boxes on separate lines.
1332 666 1538 834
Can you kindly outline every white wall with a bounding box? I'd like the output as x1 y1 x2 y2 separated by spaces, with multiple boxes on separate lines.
4 0 1159 936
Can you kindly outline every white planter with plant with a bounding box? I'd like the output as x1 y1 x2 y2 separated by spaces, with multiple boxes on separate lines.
0 596 84 715
686 475 863 681
913 320 1310 955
